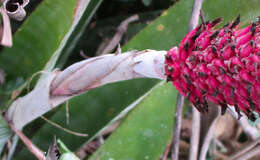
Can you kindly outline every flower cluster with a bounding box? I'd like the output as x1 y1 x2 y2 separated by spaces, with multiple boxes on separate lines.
165 16 260 121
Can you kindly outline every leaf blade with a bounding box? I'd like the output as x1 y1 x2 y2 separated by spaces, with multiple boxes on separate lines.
89 82 177 160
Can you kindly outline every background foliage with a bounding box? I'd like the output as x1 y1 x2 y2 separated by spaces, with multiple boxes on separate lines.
0 0 260 159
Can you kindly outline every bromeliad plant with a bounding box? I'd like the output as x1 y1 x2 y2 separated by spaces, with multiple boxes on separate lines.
10 15 260 130
2 0 260 159
7 15 260 160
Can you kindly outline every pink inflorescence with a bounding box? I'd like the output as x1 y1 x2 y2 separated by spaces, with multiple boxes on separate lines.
165 15 260 121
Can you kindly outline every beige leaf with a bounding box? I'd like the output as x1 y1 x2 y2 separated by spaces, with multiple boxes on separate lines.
0 8 12 47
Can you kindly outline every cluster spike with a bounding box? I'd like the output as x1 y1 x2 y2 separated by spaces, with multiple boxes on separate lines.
210 17 223 27
230 14 240 29
165 16 260 121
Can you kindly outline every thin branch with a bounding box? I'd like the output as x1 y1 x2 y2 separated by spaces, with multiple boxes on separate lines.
199 109 220 160
236 145 260 160
228 141 259 160
171 94 185 160
215 150 229 159
97 14 139 55
40 116 88 137
214 138 227 153
238 117 259 139
188 0 204 31
65 100 70 125
163 141 172 160
76 139 100 159
227 107 259 140
9 123 45 160
80 50 90 59
189 107 201 160
171 0 204 159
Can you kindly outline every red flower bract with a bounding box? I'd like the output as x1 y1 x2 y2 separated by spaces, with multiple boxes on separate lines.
165 16 260 121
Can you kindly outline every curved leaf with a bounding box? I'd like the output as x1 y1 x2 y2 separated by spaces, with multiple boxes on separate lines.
0 0 81 80
0 115 11 154
57 139 80 160
89 82 177 160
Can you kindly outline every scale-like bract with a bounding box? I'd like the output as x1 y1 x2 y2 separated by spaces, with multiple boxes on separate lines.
165 16 260 121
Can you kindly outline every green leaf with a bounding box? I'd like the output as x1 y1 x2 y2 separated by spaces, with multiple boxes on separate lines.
89 82 177 160
57 139 80 160
0 0 103 107
60 153 80 160
45 0 104 71
36 0 103 85
84 79 163 145
7 135 19 160
0 115 11 154
0 0 77 79
123 0 192 51
57 139 71 154
202 0 260 25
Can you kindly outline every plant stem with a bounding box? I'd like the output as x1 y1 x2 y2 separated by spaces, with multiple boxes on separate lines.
171 0 204 159
9 123 45 160
189 107 201 160
171 94 185 160
199 110 220 160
